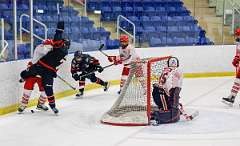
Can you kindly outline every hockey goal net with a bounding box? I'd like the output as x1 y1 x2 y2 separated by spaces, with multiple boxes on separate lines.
101 56 171 126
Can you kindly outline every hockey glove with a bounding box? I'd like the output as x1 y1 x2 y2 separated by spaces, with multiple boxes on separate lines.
72 73 80 81
232 55 240 67
108 56 116 62
96 65 104 73
114 57 122 65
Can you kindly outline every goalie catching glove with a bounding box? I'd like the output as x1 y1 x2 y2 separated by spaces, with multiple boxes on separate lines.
232 55 240 67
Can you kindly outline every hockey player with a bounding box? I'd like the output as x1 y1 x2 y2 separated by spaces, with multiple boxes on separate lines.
107 35 141 94
150 57 183 125
18 62 48 113
222 28 240 106
20 21 70 114
71 50 109 98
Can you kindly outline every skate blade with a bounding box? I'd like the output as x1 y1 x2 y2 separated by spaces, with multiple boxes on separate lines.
221 100 233 107
75 96 83 99
104 83 110 92
36 107 49 111
17 111 24 114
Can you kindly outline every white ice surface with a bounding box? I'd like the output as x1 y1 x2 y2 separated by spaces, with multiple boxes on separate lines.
1 77 240 146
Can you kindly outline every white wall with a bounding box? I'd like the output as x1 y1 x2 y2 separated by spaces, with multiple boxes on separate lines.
0 45 236 108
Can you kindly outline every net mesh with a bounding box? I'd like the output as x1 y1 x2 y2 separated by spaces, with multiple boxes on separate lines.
101 57 170 126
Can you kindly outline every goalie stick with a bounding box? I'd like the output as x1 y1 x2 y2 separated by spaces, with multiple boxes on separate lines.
179 103 199 121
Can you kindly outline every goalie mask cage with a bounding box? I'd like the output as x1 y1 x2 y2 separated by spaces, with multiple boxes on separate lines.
101 56 171 126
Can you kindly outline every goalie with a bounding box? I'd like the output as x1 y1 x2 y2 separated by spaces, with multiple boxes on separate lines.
150 57 183 125
71 50 110 98
222 28 240 106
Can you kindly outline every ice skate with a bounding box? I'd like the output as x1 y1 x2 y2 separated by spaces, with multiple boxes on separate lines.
117 90 121 94
18 105 26 113
51 107 59 114
36 103 49 111
222 95 235 107
103 82 110 92
75 91 84 99
49 103 59 114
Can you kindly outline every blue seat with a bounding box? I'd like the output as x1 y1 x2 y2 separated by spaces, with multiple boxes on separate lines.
136 26 144 36
106 39 120 49
143 6 156 16
134 6 143 12
112 6 122 13
0 4 10 10
87 0 100 11
101 6 112 13
80 28 90 39
140 16 150 23
166 37 175 46
122 6 134 16
156 26 167 32
149 37 162 47
101 13 113 21
97 27 110 38
144 26 157 40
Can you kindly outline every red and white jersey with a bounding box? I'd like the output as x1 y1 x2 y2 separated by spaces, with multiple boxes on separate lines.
158 67 183 96
119 44 140 65
32 44 53 64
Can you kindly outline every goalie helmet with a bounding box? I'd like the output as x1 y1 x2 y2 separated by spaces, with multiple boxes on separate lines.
167 57 179 67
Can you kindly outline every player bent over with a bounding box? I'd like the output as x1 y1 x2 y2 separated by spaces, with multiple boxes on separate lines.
150 57 183 125
18 62 48 113
71 50 110 98
20 21 70 114
108 35 142 94
222 28 240 106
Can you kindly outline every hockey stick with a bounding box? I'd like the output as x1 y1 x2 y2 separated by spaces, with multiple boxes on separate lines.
79 63 115 79
98 44 109 57
57 75 76 90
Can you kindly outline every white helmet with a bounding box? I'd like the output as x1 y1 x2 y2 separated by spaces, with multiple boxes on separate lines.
167 57 179 67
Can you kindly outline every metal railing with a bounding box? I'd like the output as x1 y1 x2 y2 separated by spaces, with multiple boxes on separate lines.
230 0 240 34
1 18 4 51
19 13 48 43
0 18 8 61
0 40 8 61
117 15 136 46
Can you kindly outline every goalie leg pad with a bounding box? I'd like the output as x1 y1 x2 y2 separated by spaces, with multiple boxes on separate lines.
151 108 180 124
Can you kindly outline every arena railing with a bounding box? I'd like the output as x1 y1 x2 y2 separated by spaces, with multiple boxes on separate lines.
0 18 8 61
117 15 136 46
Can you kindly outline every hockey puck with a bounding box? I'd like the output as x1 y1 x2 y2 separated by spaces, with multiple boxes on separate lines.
30 110 35 113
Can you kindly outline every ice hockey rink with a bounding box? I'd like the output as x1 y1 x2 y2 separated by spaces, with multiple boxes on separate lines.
1 76 240 146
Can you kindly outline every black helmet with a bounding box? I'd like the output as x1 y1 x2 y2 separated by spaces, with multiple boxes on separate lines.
74 50 82 58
